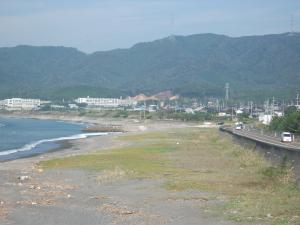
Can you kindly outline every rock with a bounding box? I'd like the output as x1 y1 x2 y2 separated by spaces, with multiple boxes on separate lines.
18 175 30 181
121 210 134 215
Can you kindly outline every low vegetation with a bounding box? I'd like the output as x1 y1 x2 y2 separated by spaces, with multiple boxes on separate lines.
157 111 215 121
40 128 300 224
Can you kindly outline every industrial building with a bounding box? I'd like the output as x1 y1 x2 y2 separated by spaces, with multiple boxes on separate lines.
74 96 137 108
0 98 41 110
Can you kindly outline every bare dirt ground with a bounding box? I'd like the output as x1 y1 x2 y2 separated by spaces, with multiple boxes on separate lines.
0 118 260 225
0 168 240 225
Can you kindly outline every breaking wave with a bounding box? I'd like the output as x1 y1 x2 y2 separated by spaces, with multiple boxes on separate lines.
0 132 108 156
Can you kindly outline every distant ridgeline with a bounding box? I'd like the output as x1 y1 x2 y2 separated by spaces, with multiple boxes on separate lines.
0 32 300 100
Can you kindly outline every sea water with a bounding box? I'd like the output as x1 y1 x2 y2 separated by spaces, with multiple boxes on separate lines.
0 116 106 161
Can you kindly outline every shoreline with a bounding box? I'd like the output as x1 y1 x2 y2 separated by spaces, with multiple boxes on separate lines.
0 112 129 162
0 130 117 162
0 112 193 177
0 114 190 168
0 127 127 174
0 140 73 163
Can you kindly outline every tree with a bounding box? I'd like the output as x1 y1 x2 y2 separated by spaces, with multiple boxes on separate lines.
269 107 300 134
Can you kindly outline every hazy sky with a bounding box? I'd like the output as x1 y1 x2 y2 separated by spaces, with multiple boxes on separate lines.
0 0 299 52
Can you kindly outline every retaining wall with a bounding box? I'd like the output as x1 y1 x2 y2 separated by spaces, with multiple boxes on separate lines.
220 126 300 185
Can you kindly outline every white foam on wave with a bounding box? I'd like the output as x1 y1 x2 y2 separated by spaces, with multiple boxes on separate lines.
0 132 109 156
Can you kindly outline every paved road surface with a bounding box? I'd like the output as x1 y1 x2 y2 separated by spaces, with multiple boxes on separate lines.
222 126 300 152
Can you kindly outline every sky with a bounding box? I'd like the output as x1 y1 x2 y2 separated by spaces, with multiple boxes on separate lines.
0 0 300 53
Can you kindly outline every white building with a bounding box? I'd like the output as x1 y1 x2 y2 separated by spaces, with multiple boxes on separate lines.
148 105 158 112
50 105 66 110
121 97 137 107
218 112 227 117
68 104 79 109
236 109 244 114
274 111 284 117
75 96 137 108
185 108 195 114
258 114 273 125
2 98 41 110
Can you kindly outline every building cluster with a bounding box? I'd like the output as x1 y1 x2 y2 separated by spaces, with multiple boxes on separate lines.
0 98 41 111
1 93 300 128
74 96 137 108
0 96 138 111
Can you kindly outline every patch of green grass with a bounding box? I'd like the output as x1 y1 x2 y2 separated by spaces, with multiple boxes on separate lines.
40 143 185 179
39 128 300 224
221 183 300 224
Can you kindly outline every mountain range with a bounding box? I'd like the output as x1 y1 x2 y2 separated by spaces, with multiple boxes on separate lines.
0 32 300 100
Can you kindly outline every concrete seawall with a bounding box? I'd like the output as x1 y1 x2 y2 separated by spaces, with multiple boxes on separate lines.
220 126 300 185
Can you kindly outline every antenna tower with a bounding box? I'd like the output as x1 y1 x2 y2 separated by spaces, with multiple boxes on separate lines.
291 14 294 34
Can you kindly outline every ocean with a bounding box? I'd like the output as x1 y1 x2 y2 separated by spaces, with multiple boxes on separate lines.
0 116 106 161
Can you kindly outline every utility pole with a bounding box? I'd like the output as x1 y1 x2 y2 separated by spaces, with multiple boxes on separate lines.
272 97 275 116
265 99 270 115
225 83 229 101
250 101 253 118
140 108 142 121
143 101 146 120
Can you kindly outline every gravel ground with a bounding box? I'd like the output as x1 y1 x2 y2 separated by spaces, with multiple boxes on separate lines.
0 167 247 225
0 119 260 225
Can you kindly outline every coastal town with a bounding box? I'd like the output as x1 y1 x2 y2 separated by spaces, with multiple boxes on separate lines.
1 92 300 126
1 1 300 224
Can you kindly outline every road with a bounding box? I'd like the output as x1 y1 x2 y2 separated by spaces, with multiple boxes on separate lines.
221 126 300 152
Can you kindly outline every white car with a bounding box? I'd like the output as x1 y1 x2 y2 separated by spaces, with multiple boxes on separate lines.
281 132 293 142
235 122 243 130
